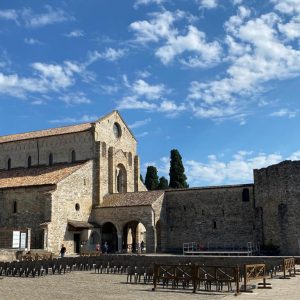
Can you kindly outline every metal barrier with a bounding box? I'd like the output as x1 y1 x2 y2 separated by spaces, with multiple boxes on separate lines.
243 264 271 292
152 264 240 294
282 258 296 279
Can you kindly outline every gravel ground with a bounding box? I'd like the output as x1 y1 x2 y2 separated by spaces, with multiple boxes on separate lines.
0 271 228 300
1 269 300 300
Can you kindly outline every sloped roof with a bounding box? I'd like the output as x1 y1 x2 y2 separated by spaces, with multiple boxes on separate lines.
101 190 164 207
68 220 94 229
0 122 92 144
0 161 87 189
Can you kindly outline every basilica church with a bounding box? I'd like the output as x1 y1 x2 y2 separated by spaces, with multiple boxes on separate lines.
0 111 299 255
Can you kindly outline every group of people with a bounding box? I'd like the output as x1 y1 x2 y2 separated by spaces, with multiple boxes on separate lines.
59 240 145 257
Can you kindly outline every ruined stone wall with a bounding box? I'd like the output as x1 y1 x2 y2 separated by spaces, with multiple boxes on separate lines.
0 131 94 170
254 161 300 255
49 161 93 254
164 185 256 252
0 186 53 249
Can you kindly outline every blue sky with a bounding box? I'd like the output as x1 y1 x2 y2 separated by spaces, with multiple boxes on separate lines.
1 0 300 187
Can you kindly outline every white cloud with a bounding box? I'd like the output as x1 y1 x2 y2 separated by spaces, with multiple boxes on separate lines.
21 5 73 28
65 30 84 38
132 79 166 99
87 48 126 63
129 118 151 129
134 0 167 9
186 151 283 186
130 10 180 43
49 114 97 124
187 5 300 121
0 6 72 28
196 0 218 9
59 92 92 105
269 108 298 118
272 0 300 15
130 10 221 67
156 25 221 67
136 131 149 138
24 38 41 45
0 9 18 22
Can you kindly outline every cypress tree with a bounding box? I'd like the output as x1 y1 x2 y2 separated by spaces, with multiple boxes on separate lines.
158 176 169 190
169 149 188 189
145 166 159 190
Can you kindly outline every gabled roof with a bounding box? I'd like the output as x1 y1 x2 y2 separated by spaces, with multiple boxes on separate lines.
95 110 136 141
0 161 88 189
0 123 92 144
100 190 164 207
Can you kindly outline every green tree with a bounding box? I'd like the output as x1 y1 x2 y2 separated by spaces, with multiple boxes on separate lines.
145 166 159 190
158 176 169 190
169 149 188 189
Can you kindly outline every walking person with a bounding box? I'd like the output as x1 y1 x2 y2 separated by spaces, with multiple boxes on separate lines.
60 244 66 258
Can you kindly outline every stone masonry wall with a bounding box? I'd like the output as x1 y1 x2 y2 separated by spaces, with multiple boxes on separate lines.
254 160 300 255
50 161 93 254
94 112 145 202
164 185 256 252
0 131 94 170
0 186 53 248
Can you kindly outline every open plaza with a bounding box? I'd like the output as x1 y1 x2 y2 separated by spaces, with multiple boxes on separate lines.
0 261 300 300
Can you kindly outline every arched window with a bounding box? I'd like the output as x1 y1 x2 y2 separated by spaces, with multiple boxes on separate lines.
7 158 11 170
49 153 53 166
13 201 17 213
28 156 32 168
71 150 76 163
116 164 127 193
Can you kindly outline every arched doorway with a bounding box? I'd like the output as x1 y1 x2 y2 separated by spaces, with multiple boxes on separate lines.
102 222 118 253
123 221 146 253
116 164 127 193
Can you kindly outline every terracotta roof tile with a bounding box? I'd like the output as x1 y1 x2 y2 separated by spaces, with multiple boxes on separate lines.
0 123 92 144
0 161 87 189
101 190 164 207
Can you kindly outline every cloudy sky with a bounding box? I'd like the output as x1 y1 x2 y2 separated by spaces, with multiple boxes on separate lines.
1 0 300 186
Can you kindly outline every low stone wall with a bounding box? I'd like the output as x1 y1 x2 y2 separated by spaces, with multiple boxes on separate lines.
0 249 17 262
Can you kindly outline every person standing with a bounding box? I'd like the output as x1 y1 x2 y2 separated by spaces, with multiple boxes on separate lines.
60 244 66 258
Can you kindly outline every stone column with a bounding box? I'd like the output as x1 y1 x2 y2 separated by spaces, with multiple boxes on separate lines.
117 234 122 253
146 226 156 253
27 228 31 251
108 146 115 194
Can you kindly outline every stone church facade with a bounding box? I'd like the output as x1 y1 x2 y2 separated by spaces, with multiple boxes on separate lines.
0 111 299 255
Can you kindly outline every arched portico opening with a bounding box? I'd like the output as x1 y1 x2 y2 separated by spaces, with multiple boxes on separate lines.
89 231 100 251
102 222 118 253
123 221 146 253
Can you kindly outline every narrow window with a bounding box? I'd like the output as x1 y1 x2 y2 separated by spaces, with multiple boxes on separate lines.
242 188 250 202
201 209 205 216
49 153 53 166
13 201 17 213
7 158 11 170
71 150 76 163
128 152 132 166
28 156 32 168
213 221 217 229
